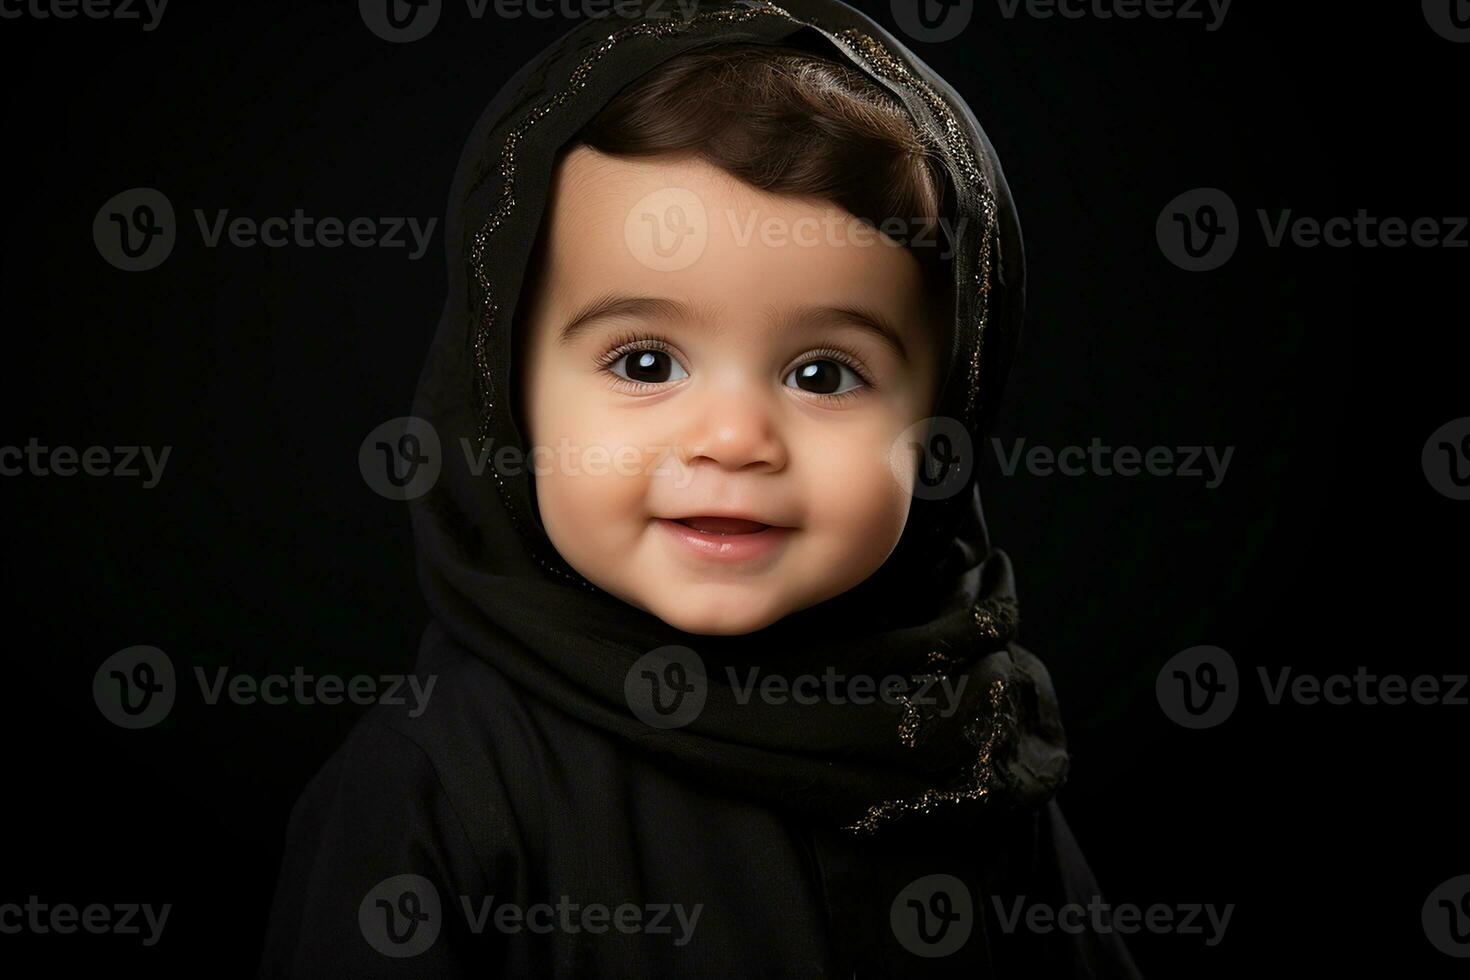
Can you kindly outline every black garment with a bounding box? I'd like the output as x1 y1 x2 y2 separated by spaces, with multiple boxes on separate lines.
261 0 1141 974
259 628 1138 977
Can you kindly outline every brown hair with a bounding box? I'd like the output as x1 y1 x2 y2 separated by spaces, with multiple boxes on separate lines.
515 43 955 384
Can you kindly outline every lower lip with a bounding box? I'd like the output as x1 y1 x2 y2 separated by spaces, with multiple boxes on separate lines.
653 518 795 563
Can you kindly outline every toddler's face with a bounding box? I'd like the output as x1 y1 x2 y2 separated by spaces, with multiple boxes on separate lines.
520 146 940 635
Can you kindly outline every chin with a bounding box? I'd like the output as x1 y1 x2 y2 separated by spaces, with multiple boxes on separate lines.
646 589 790 637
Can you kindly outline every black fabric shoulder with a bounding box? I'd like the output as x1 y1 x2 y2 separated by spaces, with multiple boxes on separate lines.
257 675 523 977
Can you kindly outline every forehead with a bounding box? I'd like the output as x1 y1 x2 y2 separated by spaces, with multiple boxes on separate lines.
538 145 932 329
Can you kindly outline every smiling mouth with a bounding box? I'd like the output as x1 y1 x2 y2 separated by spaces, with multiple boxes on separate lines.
654 515 795 563
669 516 775 534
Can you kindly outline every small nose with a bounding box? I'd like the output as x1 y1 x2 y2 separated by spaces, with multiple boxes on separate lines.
678 379 788 473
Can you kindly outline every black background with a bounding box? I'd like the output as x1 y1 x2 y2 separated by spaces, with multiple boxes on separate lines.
1 0 1464 974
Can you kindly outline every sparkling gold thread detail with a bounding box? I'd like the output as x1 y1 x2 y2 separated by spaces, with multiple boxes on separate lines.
827 28 1000 427
972 594 1019 641
896 673 939 749
844 678 1011 835
895 648 963 747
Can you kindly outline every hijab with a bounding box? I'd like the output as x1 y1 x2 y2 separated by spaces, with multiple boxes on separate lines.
408 0 1070 836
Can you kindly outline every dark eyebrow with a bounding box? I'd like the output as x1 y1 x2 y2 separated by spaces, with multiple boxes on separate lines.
777 303 910 363
557 292 910 363
557 293 699 346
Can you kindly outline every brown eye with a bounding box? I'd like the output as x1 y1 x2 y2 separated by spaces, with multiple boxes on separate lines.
784 359 863 395
610 349 688 385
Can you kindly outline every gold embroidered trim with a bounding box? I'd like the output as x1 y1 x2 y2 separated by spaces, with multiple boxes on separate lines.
843 677 1010 835
972 594 1019 641
896 648 961 747
826 28 998 426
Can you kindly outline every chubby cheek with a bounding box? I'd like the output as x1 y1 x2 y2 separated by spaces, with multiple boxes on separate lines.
528 397 660 567
791 419 915 581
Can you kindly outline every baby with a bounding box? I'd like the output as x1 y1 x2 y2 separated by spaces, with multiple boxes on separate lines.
260 2 1139 977
516 63 949 636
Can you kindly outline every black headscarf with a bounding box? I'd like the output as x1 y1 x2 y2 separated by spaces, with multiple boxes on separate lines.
409 0 1070 836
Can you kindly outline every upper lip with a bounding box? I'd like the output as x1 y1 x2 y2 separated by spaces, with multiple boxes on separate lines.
661 511 792 529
